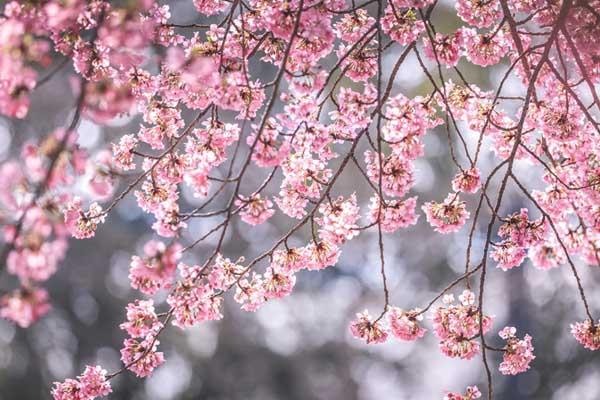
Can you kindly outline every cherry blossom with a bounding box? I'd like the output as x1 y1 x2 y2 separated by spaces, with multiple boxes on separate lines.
316 194 360 244
0 287 50 328
236 194 275 226
129 241 181 295
120 299 163 338
350 310 389 344
456 0 500 28
498 326 535 375
382 8 424 46
120 336 165 378
63 197 106 239
368 196 419 233
422 193 470 234
571 320 600 351
432 291 493 360
444 385 482 400
423 30 464 67
388 307 427 341
452 168 481 193
167 263 223 327
51 365 111 400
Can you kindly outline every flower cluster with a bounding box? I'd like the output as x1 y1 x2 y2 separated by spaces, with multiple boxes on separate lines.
0 287 50 329
118 299 165 377
443 385 482 400
0 129 107 326
64 197 106 239
451 168 481 194
571 320 600 351
129 240 182 295
432 291 493 360
350 306 427 344
350 310 389 344
491 209 549 270
52 366 111 400
498 326 535 375
422 193 470 234
388 307 427 341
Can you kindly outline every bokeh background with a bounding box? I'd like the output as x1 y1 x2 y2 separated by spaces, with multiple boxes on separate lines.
1 0 599 399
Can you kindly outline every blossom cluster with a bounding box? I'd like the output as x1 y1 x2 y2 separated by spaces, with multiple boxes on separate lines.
52 366 111 400
432 291 493 360
571 320 600 351
119 299 165 377
350 306 426 344
498 326 535 375
443 385 481 400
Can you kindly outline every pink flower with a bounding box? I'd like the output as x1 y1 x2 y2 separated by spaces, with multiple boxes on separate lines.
167 264 223 327
247 119 290 168
316 194 360 245
423 31 464 67
498 327 535 375
112 134 138 171
382 7 424 46
51 365 111 400
368 196 419 233
262 266 296 299
83 79 135 123
388 307 426 341
382 93 439 150
444 385 482 400
497 209 545 247
456 0 500 28
0 287 50 328
451 168 481 193
532 186 570 220
7 234 66 282
462 28 509 67
134 180 178 213
422 193 470 234
234 273 267 312
350 310 389 344
337 40 378 82
86 151 117 201
207 254 246 291
528 243 566 270
491 241 527 271
236 194 275 225
51 379 85 400
304 240 340 270
0 72 36 119
152 203 187 237
276 189 309 219
193 0 228 16
78 366 112 398
329 84 377 136
393 0 434 8
138 102 184 150
432 290 493 360
129 241 181 295
120 299 163 338
334 9 375 43
271 247 307 273
571 320 600 351
63 197 105 239
72 41 112 81
365 151 415 198
120 336 165 378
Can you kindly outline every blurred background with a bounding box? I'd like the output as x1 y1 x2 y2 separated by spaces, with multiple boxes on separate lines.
0 0 599 399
